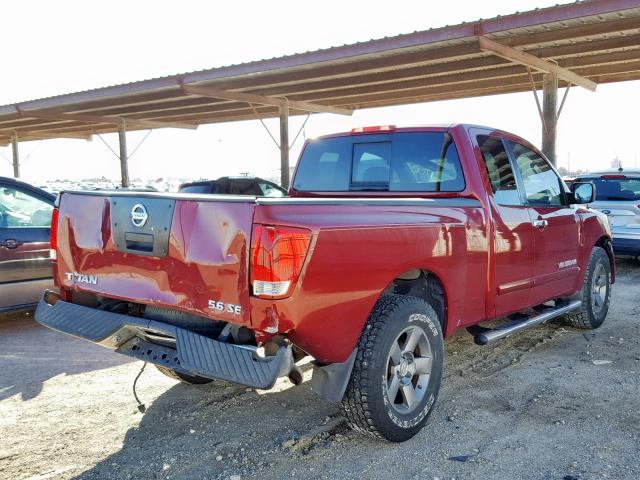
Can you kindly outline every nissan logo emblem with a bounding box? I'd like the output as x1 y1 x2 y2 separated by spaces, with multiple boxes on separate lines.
131 204 148 227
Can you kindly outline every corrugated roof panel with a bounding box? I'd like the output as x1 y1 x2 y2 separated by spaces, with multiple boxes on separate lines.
1 0 639 143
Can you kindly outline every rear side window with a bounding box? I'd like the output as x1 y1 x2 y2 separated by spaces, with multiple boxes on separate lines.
292 132 465 192
477 135 521 206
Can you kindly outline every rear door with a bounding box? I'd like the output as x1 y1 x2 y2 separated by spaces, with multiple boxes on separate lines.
473 132 536 318
0 183 54 308
507 141 581 304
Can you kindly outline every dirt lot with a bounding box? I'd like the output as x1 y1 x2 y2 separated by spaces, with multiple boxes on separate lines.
1 259 639 480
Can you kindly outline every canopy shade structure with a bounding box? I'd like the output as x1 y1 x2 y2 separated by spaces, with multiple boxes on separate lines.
1 0 639 185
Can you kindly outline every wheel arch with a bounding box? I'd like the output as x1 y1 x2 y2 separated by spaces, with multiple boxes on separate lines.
381 269 449 333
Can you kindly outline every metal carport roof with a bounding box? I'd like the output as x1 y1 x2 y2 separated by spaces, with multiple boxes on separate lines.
1 0 639 185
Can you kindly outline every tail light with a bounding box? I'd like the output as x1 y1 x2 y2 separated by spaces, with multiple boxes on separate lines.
49 207 59 261
250 224 312 298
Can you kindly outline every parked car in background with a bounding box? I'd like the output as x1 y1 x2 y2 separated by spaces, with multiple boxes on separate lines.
179 176 286 197
575 168 640 256
0 177 55 311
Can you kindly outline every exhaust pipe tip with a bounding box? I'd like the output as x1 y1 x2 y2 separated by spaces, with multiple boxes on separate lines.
288 365 304 386
43 290 61 306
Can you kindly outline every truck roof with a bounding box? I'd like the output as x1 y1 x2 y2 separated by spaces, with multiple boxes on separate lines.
311 123 528 141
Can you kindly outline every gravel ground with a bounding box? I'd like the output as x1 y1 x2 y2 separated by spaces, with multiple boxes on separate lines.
1 258 639 480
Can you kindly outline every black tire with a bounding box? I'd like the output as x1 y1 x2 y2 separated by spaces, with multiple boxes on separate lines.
341 294 444 442
155 365 213 385
565 246 612 329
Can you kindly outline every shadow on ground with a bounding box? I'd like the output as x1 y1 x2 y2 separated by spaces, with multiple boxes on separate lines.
74 373 339 480
0 310 133 401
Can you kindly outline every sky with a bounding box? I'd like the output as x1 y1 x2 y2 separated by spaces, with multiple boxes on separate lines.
0 0 638 183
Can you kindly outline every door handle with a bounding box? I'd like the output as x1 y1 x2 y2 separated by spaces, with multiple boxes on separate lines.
532 219 548 229
1 238 22 249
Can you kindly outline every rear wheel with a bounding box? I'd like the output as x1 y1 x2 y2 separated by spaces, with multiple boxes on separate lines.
341 295 444 442
155 365 213 385
565 246 612 329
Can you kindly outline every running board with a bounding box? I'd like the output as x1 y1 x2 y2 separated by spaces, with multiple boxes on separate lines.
468 300 582 346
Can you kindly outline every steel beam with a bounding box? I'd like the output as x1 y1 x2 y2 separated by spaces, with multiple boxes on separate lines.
478 36 597 91
0 129 92 142
11 134 19 178
18 109 197 131
182 84 353 116
118 124 129 188
279 104 290 189
542 73 558 165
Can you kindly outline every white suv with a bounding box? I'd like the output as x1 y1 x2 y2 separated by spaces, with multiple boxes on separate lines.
576 168 640 257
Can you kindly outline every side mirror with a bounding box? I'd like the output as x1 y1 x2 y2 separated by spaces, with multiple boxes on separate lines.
570 182 595 204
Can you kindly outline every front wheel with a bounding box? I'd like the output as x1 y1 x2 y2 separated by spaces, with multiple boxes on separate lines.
341 295 444 442
565 246 612 329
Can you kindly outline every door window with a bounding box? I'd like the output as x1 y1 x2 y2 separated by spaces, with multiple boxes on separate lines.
0 187 52 228
477 135 521 206
509 142 563 206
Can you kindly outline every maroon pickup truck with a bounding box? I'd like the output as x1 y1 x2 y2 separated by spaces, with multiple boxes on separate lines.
36 124 613 442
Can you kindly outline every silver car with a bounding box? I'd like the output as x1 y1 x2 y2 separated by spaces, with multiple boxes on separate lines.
576 169 640 257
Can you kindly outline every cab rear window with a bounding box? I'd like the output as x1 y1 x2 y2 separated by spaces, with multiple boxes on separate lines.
292 132 465 192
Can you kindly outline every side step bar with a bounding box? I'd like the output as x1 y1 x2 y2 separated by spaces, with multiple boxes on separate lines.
469 300 582 346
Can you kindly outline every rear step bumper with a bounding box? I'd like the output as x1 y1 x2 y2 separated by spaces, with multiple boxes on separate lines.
468 300 582 346
34 293 292 389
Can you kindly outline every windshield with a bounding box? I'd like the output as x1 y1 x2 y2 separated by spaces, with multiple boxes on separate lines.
579 177 640 201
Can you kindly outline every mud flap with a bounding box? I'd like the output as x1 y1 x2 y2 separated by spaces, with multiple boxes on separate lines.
311 349 357 403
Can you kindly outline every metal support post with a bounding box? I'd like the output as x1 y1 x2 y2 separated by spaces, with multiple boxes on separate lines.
118 122 129 187
542 73 558 165
11 134 20 178
279 103 290 189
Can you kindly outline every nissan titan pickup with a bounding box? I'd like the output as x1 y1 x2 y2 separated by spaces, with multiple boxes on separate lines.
35 124 614 441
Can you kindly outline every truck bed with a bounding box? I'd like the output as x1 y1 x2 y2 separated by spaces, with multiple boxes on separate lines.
54 190 487 363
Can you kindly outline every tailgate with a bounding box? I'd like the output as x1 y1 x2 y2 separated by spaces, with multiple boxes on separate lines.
55 191 255 326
